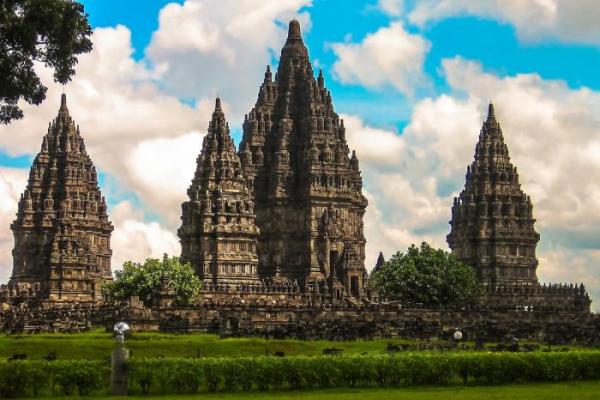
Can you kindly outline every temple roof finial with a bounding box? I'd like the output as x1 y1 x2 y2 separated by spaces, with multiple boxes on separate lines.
215 97 222 111
58 92 70 118
288 19 302 40
487 101 495 122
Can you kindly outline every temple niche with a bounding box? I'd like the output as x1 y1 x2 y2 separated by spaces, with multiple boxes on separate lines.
9 94 113 302
447 103 540 285
239 20 368 296
178 99 260 286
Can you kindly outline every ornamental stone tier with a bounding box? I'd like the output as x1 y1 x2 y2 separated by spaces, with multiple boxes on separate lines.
179 98 260 285
9 94 113 302
239 20 368 296
447 103 540 285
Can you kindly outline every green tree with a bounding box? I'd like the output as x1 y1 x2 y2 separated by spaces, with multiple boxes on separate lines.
371 242 478 307
104 255 201 307
0 0 92 123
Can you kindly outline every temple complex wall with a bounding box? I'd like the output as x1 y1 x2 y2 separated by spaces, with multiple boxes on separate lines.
0 284 595 344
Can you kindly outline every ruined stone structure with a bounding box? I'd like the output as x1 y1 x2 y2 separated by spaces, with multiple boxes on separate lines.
8 94 113 302
448 104 540 285
237 20 368 296
0 285 596 344
179 99 260 285
373 252 385 273
0 21 596 341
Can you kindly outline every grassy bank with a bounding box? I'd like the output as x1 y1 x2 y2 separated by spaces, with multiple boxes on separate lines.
35 381 600 400
3 351 600 397
0 329 441 360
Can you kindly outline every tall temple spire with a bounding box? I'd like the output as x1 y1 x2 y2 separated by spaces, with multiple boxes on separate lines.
179 97 260 286
58 93 70 118
487 101 495 120
279 19 309 70
238 19 368 297
287 19 302 40
447 104 539 285
10 94 114 302
214 96 223 113
373 252 385 273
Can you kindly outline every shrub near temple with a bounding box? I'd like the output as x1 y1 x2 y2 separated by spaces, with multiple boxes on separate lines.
126 352 600 395
371 242 479 306
2 352 600 396
103 255 201 307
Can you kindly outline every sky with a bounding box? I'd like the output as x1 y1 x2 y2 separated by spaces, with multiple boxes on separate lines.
0 0 599 309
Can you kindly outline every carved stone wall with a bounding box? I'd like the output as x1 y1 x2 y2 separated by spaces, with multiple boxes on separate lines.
239 20 368 294
448 104 540 285
9 94 113 302
0 287 595 344
179 99 260 285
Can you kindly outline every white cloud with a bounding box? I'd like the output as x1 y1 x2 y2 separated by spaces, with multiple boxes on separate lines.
0 1 315 276
407 0 600 45
331 22 430 95
146 0 312 120
342 114 405 165
349 57 600 309
539 248 600 311
110 201 181 270
378 0 404 16
0 168 28 283
0 25 211 224
125 131 204 228
0 168 182 277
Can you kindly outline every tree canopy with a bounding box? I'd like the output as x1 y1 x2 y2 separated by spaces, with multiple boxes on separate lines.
371 242 479 307
0 0 92 123
104 255 202 307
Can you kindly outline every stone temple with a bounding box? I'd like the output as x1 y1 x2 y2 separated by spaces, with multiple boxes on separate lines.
180 20 368 297
9 94 113 302
178 98 261 285
0 20 596 341
447 104 540 285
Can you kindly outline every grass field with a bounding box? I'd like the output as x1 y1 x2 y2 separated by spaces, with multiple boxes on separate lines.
0 329 436 360
0 329 585 361
36 381 600 400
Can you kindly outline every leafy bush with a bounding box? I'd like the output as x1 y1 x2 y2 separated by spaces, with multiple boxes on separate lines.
52 360 109 396
126 351 600 395
0 359 108 397
2 352 600 396
103 255 201 307
0 360 48 397
371 242 479 306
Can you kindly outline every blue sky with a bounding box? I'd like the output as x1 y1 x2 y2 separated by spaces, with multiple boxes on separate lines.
79 0 600 125
0 0 599 308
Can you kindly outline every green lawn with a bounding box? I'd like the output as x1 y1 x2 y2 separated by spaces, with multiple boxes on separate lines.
36 381 600 400
0 329 439 360
0 329 585 361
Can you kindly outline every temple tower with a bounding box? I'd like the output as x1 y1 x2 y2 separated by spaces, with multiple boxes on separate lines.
447 103 540 285
373 252 385 274
239 20 368 296
179 98 260 286
10 94 113 302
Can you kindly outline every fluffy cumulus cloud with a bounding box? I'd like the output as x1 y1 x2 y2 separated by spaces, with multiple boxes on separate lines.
0 1 314 275
378 0 404 16
407 0 600 45
110 201 180 269
344 97 480 270
0 25 211 271
331 22 431 95
0 25 211 217
347 57 600 309
146 0 312 120
0 169 28 282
